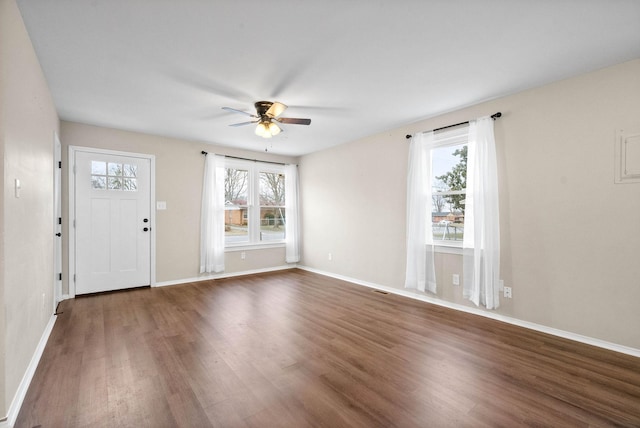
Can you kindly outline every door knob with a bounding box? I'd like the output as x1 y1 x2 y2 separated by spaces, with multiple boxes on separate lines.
143 227 149 232
143 218 149 223
55 233 62 237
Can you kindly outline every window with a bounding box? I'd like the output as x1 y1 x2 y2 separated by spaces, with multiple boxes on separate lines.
406 116 500 303
430 127 468 245
223 159 286 246
224 167 249 243
259 171 286 242
91 160 138 191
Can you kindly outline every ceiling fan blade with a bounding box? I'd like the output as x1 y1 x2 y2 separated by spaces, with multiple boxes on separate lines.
266 102 287 118
229 120 258 127
277 117 311 125
222 107 258 118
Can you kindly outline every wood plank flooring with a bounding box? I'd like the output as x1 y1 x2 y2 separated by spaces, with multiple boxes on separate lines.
15 269 640 427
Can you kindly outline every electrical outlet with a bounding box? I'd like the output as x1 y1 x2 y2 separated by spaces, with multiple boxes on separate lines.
241 252 246 260
328 253 332 261
503 286 512 299
452 274 460 285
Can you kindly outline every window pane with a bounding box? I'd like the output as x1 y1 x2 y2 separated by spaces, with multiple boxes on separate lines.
432 209 464 242
91 175 106 189
91 161 106 175
259 172 285 206
225 207 249 244
108 177 122 190
123 164 137 177
431 143 467 242
432 143 467 193
225 168 248 205
260 207 285 241
123 178 137 191
108 163 122 176
225 168 249 244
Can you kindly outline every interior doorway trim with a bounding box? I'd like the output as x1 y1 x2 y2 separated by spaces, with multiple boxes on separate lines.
53 131 62 310
68 145 156 297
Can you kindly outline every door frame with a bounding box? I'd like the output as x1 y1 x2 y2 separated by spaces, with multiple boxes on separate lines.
53 132 62 310
68 145 156 297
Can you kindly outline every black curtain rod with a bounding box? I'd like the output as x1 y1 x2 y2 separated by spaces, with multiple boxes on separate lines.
200 151 289 166
405 112 502 139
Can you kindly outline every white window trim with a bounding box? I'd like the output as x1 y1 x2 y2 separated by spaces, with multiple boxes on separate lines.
223 158 287 249
433 244 463 254
225 242 285 252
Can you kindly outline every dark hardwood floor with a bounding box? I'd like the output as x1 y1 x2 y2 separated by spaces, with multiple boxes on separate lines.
15 269 640 427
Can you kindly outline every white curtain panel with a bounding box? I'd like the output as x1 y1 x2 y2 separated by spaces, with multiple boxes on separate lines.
284 164 300 263
463 116 500 309
405 132 437 293
200 154 225 273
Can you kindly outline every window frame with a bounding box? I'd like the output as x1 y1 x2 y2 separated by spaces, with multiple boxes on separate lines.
429 126 469 249
223 158 287 250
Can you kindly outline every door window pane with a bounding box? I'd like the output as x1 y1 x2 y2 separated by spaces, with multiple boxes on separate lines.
123 178 138 191
123 164 137 177
91 176 106 189
108 162 122 176
91 161 106 175
108 177 122 190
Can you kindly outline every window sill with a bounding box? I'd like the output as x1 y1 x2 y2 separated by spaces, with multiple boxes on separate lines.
225 242 285 252
431 243 464 255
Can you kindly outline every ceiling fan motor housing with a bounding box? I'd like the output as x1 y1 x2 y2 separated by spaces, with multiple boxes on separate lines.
255 101 274 117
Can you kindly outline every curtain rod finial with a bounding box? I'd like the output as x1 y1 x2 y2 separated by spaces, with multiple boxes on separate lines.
406 134 412 139
201 151 208 156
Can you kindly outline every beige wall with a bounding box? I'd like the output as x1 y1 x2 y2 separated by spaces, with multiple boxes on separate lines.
60 121 298 291
299 59 640 349
0 0 60 417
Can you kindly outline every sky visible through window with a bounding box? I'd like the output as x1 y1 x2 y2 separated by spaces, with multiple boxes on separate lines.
432 143 465 191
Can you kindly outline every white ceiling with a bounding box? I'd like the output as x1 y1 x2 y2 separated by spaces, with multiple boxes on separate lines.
16 0 640 156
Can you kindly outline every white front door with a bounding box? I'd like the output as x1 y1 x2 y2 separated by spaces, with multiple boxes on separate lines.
74 150 151 294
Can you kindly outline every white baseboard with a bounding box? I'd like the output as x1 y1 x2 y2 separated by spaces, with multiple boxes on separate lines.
5 314 57 427
296 266 640 359
154 264 296 288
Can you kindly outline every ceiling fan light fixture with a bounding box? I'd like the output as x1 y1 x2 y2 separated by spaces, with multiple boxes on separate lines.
255 121 267 137
223 101 311 137
268 121 281 136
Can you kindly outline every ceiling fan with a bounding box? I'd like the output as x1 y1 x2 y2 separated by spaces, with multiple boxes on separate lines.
222 101 311 138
